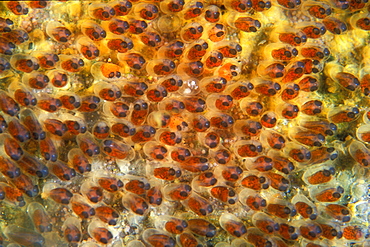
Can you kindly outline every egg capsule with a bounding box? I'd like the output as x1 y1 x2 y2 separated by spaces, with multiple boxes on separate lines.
349 140 370 167
33 52 59 70
300 45 330 62
45 69 68 88
260 130 286 150
17 152 49 178
80 181 103 203
22 71 49 89
10 173 39 197
0 56 11 77
297 221 323 240
155 216 188 234
199 77 227 94
122 192 149 215
186 218 217 238
94 82 122 102
260 111 278 128
4 225 44 247
185 39 209 60
289 127 325 147
281 61 305 83
102 139 134 160
245 156 274 172
192 172 218 192
292 194 318 220
170 146 192 162
37 93 62 113
0 17 13 32
181 1 203 20
298 22 327 39
95 205 120 225
180 156 209 172
324 204 351 222
0 182 25 207
234 119 263 138
7 117 30 142
123 176 150 195
111 119 136 138
39 136 58 162
88 220 114 245
106 18 129 35
43 117 68 137
299 119 337 136
140 31 163 48
77 132 100 157
266 199 297 219
50 160 76 181
257 61 286 79
268 153 294 174
303 165 335 185
59 55 84 73
276 28 307 46
328 106 360 123
45 21 72 43
76 37 100 60
277 102 299 120
163 183 192 201
253 78 281 97
241 172 269 190
310 146 338 165
64 114 87 136
98 176 124 192
208 112 235 130
299 76 320 92
131 125 156 143
0 134 23 161
143 228 176 247
68 148 91 174
110 0 132 16
27 202 52 233
88 3 115 21
177 232 203 247
210 186 238 205
0 156 20 178
215 165 243 182
104 101 130 118
145 183 162 206
252 212 280 234
92 121 110 139
311 185 344 202
118 52 146 70
285 142 312 163
106 36 134 53
78 95 101 112
81 20 106 41
333 72 360 91
146 85 168 102
234 140 263 158
277 222 299 241
157 41 185 59
9 84 37 107
160 0 186 13
323 17 347 34
264 43 298 61
246 228 273 247
126 19 148 34
43 183 73 205
133 3 159 20
207 23 227 42
264 172 290 192
180 22 204 42
212 148 232 165
342 225 364 241
350 13 370 31
316 221 342 240
70 194 95 219
151 165 182 181
177 61 204 78
239 188 268 210
302 1 332 19
143 141 168 161
62 217 81 244
218 213 246 238
206 94 233 111
19 109 44 140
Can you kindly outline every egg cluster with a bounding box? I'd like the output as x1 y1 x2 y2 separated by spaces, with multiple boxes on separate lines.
0 0 370 246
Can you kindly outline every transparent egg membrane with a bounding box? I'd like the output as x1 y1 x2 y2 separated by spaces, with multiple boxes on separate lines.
1 0 370 246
